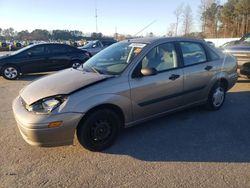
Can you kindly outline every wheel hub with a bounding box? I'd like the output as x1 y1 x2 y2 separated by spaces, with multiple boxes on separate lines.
72 63 81 68
91 120 111 142
212 87 225 107
4 67 18 79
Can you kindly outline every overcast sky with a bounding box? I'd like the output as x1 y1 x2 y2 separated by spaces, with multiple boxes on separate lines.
0 0 227 36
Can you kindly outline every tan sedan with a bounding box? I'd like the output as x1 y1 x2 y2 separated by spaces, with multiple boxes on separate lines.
13 37 238 151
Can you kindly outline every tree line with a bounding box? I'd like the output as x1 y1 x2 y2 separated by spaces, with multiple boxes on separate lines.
168 0 249 38
0 28 104 41
201 0 250 38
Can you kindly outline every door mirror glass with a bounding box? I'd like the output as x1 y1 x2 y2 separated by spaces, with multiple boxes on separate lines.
141 67 157 76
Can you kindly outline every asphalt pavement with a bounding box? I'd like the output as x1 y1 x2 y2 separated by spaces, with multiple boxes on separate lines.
0 74 250 188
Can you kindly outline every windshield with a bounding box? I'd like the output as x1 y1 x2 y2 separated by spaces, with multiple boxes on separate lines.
81 42 146 75
11 44 35 55
239 34 250 45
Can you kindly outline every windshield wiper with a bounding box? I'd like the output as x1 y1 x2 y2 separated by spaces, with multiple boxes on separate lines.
90 66 102 74
87 65 105 74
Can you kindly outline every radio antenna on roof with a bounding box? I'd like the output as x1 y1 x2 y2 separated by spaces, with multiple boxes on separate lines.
134 20 157 37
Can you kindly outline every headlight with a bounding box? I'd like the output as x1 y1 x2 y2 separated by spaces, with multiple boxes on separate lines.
26 95 67 114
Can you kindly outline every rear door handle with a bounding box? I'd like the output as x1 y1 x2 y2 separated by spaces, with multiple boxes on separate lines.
205 65 213 71
169 74 180 80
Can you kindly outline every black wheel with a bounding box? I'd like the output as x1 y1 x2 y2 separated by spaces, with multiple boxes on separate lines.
77 109 121 151
71 60 82 69
1 65 20 80
206 82 226 110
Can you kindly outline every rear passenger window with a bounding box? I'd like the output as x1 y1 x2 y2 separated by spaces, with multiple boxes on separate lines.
180 42 207 66
48 45 67 54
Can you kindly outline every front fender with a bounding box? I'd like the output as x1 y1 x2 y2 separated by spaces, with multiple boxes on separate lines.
60 93 133 124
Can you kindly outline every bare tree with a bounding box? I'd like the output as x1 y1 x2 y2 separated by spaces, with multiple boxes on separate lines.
167 23 176 37
236 0 250 35
182 4 193 35
174 4 183 36
199 0 215 34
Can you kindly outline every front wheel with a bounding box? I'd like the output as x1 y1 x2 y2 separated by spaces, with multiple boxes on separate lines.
77 109 121 151
1 65 20 80
206 82 226 110
71 60 82 69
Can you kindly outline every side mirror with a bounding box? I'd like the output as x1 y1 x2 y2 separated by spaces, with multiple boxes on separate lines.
27 52 32 57
92 44 96 48
141 67 157 76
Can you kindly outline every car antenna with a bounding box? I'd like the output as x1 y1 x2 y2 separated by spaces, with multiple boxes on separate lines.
134 20 157 37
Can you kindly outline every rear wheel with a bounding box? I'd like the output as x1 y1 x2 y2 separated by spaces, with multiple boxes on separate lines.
206 82 226 110
1 65 20 80
77 109 121 151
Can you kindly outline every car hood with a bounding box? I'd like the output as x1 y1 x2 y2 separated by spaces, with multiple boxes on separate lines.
20 69 112 105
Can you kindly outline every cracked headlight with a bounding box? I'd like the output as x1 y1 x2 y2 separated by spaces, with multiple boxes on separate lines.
26 95 67 114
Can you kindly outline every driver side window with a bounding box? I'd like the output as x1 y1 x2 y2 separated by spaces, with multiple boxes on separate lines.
27 46 45 56
142 42 178 72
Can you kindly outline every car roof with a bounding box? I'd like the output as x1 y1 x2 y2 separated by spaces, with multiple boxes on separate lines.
33 43 67 46
126 37 205 44
29 43 76 48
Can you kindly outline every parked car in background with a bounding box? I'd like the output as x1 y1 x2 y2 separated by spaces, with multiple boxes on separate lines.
0 43 90 80
13 37 237 151
224 33 250 78
78 39 116 55
0 42 9 51
11 42 23 51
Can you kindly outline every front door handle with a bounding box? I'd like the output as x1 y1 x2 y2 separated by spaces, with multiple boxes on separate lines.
169 74 180 80
205 65 213 71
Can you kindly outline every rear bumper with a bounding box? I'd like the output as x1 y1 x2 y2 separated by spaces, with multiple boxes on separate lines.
12 96 83 147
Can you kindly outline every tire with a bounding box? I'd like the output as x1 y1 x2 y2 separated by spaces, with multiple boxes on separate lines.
77 109 121 151
1 65 20 80
206 82 226 110
247 76 250 79
71 60 82 69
